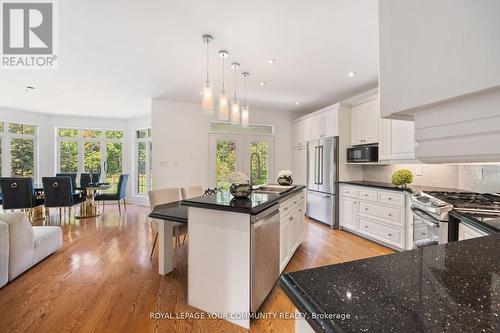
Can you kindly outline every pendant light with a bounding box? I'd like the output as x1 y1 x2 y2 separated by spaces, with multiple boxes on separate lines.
201 34 214 115
217 50 229 121
241 72 250 128
230 62 240 125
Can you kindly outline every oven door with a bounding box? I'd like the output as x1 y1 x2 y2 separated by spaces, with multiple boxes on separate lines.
411 207 441 247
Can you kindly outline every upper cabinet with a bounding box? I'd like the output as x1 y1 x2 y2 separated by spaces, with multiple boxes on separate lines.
379 119 416 162
292 118 311 148
310 106 339 140
292 105 339 148
350 98 379 145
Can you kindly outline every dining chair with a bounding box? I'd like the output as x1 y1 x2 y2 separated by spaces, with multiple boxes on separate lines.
181 185 204 199
0 178 44 220
56 173 77 193
148 187 187 261
42 177 86 223
95 174 129 214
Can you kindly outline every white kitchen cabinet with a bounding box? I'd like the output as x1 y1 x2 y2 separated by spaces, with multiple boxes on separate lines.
279 190 305 273
339 196 357 232
339 184 407 251
292 119 311 148
309 106 339 140
458 223 488 241
292 147 307 186
351 98 379 145
379 118 416 162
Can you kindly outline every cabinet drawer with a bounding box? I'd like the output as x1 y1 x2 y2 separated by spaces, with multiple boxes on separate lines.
340 186 357 198
358 201 403 226
357 189 378 202
377 191 405 207
358 217 403 248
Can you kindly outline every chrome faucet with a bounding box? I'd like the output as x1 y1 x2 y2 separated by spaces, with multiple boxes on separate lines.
250 152 261 187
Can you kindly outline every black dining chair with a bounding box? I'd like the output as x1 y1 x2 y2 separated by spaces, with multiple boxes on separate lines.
56 173 77 191
95 174 129 214
0 178 44 219
42 177 86 223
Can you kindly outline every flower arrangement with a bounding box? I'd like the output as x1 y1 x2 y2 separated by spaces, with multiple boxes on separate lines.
228 172 250 184
278 170 293 178
277 169 293 186
391 169 414 188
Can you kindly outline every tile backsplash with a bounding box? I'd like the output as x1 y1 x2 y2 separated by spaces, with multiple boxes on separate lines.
362 164 500 193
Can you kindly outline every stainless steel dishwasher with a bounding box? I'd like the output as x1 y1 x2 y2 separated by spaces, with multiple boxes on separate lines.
250 204 280 313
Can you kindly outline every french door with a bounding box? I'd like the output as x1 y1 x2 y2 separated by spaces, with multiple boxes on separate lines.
209 133 274 189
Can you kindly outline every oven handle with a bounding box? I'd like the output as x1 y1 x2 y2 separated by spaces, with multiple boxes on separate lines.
411 207 440 226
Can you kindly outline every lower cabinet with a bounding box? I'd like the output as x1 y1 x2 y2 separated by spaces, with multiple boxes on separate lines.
458 222 488 240
279 191 305 273
339 184 407 251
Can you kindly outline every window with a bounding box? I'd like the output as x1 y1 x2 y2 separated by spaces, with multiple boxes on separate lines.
209 133 274 189
135 129 152 195
56 128 123 185
0 121 37 178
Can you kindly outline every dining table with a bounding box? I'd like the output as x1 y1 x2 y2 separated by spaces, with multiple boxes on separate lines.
149 201 188 275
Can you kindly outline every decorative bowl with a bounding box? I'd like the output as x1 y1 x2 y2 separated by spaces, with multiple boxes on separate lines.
277 176 293 186
229 183 253 198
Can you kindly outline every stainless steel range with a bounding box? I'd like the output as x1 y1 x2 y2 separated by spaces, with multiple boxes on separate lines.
411 191 500 247
410 192 453 247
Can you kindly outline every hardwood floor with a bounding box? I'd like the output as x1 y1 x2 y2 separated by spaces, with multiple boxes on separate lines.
0 205 393 333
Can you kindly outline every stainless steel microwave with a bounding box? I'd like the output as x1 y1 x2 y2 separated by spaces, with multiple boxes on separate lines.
347 145 378 163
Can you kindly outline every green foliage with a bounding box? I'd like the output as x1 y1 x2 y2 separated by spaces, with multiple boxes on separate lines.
250 142 268 186
216 140 237 190
60 142 78 172
10 138 34 177
391 169 414 187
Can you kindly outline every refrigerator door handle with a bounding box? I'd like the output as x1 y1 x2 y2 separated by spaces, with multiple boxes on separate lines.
319 145 324 185
314 146 318 184
316 146 321 185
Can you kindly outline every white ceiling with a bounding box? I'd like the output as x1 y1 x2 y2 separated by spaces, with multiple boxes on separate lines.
0 0 379 119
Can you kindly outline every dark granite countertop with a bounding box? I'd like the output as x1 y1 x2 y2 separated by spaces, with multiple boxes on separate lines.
280 234 500 333
449 210 500 234
149 201 187 223
181 185 306 215
339 180 466 194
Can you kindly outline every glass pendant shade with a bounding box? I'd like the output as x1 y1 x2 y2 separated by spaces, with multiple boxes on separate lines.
231 99 240 125
218 91 229 120
201 81 214 115
241 104 249 128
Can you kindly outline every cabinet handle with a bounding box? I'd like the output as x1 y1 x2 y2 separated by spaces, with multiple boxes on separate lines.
284 207 288 211
388 213 392 217
388 197 392 201
365 208 368 211
293 201 297 204
364 225 368 228
364 194 368 196
388 233 392 236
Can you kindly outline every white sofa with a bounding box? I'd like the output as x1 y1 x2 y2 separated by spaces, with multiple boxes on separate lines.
0 212 62 288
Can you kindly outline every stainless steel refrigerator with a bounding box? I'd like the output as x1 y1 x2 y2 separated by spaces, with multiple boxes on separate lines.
306 137 339 228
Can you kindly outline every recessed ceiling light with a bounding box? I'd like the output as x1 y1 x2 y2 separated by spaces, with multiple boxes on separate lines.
348 71 357 77
295 101 301 105
267 58 276 64
259 82 266 86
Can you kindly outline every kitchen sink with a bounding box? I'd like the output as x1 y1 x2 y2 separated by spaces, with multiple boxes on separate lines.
253 185 295 194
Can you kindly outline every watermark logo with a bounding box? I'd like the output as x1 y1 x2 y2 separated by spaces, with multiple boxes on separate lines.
1 0 57 68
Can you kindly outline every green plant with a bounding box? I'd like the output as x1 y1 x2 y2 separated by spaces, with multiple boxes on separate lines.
391 169 414 188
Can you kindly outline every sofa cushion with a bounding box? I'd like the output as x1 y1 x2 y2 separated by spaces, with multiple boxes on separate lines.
0 212 35 280
33 226 62 265
0 221 8 288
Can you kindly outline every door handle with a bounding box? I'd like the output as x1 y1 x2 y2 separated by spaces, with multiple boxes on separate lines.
318 145 324 185
314 146 319 184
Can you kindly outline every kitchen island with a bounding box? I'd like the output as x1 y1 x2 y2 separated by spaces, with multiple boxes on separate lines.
280 233 500 333
182 185 306 329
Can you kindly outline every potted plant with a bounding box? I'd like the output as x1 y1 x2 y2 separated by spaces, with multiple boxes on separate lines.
391 169 414 189
277 170 293 186
228 172 253 198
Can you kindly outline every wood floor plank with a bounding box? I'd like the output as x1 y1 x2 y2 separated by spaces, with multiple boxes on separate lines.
0 205 393 333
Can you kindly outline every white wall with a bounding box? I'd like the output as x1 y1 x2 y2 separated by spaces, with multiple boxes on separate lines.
0 106 150 201
151 99 294 189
